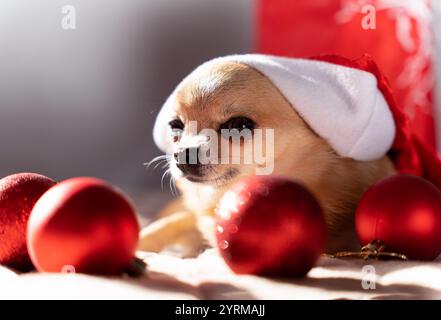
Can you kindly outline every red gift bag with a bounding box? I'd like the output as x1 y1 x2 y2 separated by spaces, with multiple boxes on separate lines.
257 0 437 147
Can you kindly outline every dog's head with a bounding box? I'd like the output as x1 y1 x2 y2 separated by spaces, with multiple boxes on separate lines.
154 60 333 195
151 55 397 251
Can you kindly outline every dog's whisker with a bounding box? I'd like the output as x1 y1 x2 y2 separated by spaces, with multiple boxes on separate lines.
167 172 173 196
153 159 168 169
172 176 179 196
169 175 178 197
169 174 175 196
144 155 170 169
169 176 173 196
161 168 171 190
145 154 175 195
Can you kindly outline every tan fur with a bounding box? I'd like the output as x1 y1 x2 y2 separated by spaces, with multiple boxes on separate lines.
139 62 396 256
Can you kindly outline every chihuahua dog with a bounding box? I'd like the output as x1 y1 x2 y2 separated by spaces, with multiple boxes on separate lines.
139 59 396 257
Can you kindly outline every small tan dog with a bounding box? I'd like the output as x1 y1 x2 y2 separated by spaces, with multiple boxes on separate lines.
139 57 396 257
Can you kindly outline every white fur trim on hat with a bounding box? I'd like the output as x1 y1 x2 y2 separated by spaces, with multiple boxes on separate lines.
153 54 396 161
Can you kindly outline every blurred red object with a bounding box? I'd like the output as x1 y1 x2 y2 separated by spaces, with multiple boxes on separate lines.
0 173 56 271
27 177 139 275
216 176 326 277
356 175 441 260
257 0 436 147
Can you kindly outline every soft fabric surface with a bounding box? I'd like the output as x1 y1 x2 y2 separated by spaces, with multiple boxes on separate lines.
1 190 440 300
1 249 440 300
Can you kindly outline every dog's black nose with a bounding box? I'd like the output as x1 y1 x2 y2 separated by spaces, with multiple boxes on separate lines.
174 147 202 175
174 147 200 164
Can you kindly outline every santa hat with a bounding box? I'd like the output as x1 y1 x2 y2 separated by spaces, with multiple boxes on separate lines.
153 54 441 189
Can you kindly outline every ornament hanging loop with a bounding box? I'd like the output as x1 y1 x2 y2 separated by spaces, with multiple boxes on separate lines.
324 240 408 261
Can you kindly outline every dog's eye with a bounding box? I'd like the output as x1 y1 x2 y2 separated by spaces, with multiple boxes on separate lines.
169 119 184 130
219 117 255 132
168 119 184 142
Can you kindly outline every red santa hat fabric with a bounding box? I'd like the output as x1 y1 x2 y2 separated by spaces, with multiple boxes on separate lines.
153 54 441 189
312 54 441 190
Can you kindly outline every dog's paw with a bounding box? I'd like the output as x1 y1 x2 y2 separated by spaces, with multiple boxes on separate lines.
138 227 166 253
170 231 211 258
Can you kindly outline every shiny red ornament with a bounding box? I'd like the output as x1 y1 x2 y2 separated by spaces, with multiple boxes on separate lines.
216 176 326 277
0 173 56 271
356 175 441 261
27 177 139 275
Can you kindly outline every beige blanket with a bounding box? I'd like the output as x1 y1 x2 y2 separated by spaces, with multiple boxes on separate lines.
1 249 441 300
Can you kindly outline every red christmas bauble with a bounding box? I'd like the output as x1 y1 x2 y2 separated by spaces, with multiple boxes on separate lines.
356 175 441 261
216 176 326 277
27 177 139 275
0 173 56 271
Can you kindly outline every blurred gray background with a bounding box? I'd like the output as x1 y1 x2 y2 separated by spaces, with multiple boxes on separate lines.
0 0 253 217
